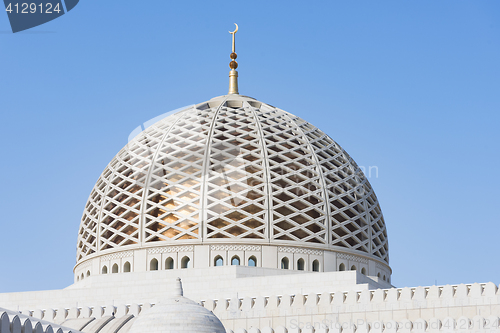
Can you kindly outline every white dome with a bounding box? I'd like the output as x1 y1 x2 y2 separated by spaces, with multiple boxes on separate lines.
129 297 225 333
75 94 389 276
128 278 225 333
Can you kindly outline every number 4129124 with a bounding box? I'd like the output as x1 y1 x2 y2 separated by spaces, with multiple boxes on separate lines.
5 3 62 14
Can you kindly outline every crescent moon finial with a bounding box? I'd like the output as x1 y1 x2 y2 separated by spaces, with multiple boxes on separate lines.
229 23 238 35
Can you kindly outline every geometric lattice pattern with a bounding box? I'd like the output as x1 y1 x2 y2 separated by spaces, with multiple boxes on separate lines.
77 95 389 264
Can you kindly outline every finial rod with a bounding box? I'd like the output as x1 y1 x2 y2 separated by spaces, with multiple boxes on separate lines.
229 23 238 53
174 277 183 297
228 23 239 95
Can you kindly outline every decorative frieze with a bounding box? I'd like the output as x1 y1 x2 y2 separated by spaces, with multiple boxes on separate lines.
100 251 133 262
336 253 368 264
278 246 323 256
210 245 261 251
76 260 92 270
148 246 193 254
376 263 389 271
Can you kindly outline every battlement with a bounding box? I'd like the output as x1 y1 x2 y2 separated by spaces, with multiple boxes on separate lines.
0 308 80 333
9 282 500 333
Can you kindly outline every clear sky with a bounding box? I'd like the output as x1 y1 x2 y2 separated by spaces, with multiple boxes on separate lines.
0 1 499 293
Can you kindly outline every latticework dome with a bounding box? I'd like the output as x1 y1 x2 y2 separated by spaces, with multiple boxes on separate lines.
75 94 390 279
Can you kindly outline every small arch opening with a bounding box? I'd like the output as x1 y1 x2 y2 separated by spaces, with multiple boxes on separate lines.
101 266 108 274
351 265 357 271
150 258 159 271
80 273 84 280
86 270 90 277
165 257 174 270
312 260 320 272
383 275 386 281
181 256 191 269
339 263 345 271
112 264 119 274
77 276 79 282
377 272 381 278
124 261 131 273
214 256 224 267
281 257 289 269
361 267 367 275
248 256 257 267
297 258 305 271
231 256 240 266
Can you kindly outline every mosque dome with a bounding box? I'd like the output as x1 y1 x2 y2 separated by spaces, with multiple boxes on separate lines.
128 278 226 333
74 93 390 281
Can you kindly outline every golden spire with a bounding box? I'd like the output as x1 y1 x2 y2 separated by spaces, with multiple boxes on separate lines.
228 23 239 95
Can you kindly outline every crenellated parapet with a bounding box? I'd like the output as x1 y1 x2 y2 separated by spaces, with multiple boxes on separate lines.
14 282 500 333
0 308 81 333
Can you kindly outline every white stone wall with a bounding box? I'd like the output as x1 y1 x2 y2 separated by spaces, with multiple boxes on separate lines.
2 268 387 311
213 283 500 332
1 268 499 333
4 282 500 333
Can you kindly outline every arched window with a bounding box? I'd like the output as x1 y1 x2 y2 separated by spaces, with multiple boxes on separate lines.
165 257 174 270
124 262 131 273
231 256 240 266
351 265 357 271
181 256 191 269
248 256 257 267
112 264 119 274
297 258 305 271
312 260 320 272
150 258 159 271
281 257 289 269
383 275 386 281
102 266 108 274
214 256 223 267
377 272 381 278
339 263 345 271
81 273 84 280
361 267 366 275
86 270 90 277
77 276 79 282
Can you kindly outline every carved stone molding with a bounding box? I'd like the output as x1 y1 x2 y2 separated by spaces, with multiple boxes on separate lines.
210 245 261 251
77 260 92 270
336 253 368 264
376 263 389 271
148 246 194 254
278 246 323 256
100 251 133 262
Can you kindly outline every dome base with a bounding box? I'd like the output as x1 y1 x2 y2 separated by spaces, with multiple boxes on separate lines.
73 244 391 284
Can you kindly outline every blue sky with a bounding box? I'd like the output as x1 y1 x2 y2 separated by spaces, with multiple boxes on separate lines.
0 1 499 293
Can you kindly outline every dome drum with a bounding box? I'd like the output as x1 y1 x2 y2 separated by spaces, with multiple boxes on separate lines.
76 94 390 280
73 243 392 284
